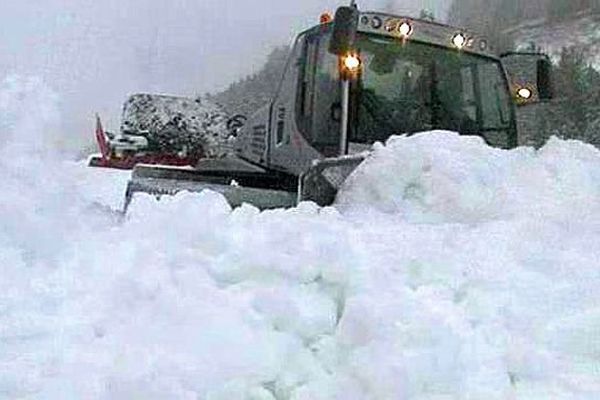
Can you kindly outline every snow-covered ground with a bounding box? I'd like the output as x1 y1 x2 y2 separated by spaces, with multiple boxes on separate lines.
1 76 600 399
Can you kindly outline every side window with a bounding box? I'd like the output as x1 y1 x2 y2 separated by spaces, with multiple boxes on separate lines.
304 39 318 116
297 33 320 138
312 32 340 149
271 34 304 147
275 107 285 145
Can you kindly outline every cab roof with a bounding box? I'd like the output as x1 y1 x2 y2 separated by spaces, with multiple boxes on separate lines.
358 11 496 59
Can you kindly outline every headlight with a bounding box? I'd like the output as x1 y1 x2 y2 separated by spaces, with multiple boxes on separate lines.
343 54 361 71
398 22 412 37
517 87 533 100
452 33 467 49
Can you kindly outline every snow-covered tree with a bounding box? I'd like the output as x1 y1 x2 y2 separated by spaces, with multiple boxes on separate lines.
554 47 600 98
547 0 599 21
449 0 598 27
551 46 600 145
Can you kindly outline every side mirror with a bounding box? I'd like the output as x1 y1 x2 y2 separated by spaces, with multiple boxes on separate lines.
501 52 554 105
537 58 553 100
329 6 359 56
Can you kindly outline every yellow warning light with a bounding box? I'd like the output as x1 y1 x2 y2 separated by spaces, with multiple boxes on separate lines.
320 12 333 24
452 33 467 49
343 54 361 71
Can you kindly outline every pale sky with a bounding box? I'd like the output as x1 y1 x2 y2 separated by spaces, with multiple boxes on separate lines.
0 0 450 151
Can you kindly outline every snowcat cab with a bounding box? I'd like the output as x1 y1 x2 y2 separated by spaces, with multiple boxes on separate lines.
124 5 543 211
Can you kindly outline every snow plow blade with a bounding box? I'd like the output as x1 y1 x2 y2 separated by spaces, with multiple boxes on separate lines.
123 160 298 212
123 153 367 212
299 153 367 206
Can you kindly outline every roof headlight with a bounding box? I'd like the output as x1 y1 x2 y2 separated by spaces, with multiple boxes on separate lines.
452 33 467 49
343 54 361 71
398 21 413 37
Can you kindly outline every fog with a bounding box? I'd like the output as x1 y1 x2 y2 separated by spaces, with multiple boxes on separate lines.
0 0 449 152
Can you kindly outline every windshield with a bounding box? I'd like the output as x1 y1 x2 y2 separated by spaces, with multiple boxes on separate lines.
354 34 513 147
298 30 515 153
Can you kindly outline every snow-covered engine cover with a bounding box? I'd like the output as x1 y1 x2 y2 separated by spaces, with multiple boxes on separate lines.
120 93 230 157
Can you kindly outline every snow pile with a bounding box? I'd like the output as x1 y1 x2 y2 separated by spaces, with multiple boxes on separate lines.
67 161 131 210
337 131 600 222
1 77 599 399
0 76 114 399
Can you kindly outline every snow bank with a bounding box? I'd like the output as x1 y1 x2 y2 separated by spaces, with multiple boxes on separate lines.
1 78 599 400
337 131 600 222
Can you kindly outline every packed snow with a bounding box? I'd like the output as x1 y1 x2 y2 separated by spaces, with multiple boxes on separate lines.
1 76 600 399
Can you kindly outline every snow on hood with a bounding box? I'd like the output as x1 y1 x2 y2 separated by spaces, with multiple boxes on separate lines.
1 78 600 399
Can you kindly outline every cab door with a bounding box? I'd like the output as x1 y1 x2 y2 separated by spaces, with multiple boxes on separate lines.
268 28 330 176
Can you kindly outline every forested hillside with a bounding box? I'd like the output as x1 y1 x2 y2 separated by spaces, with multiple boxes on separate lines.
449 0 599 27
448 0 600 52
208 46 289 117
